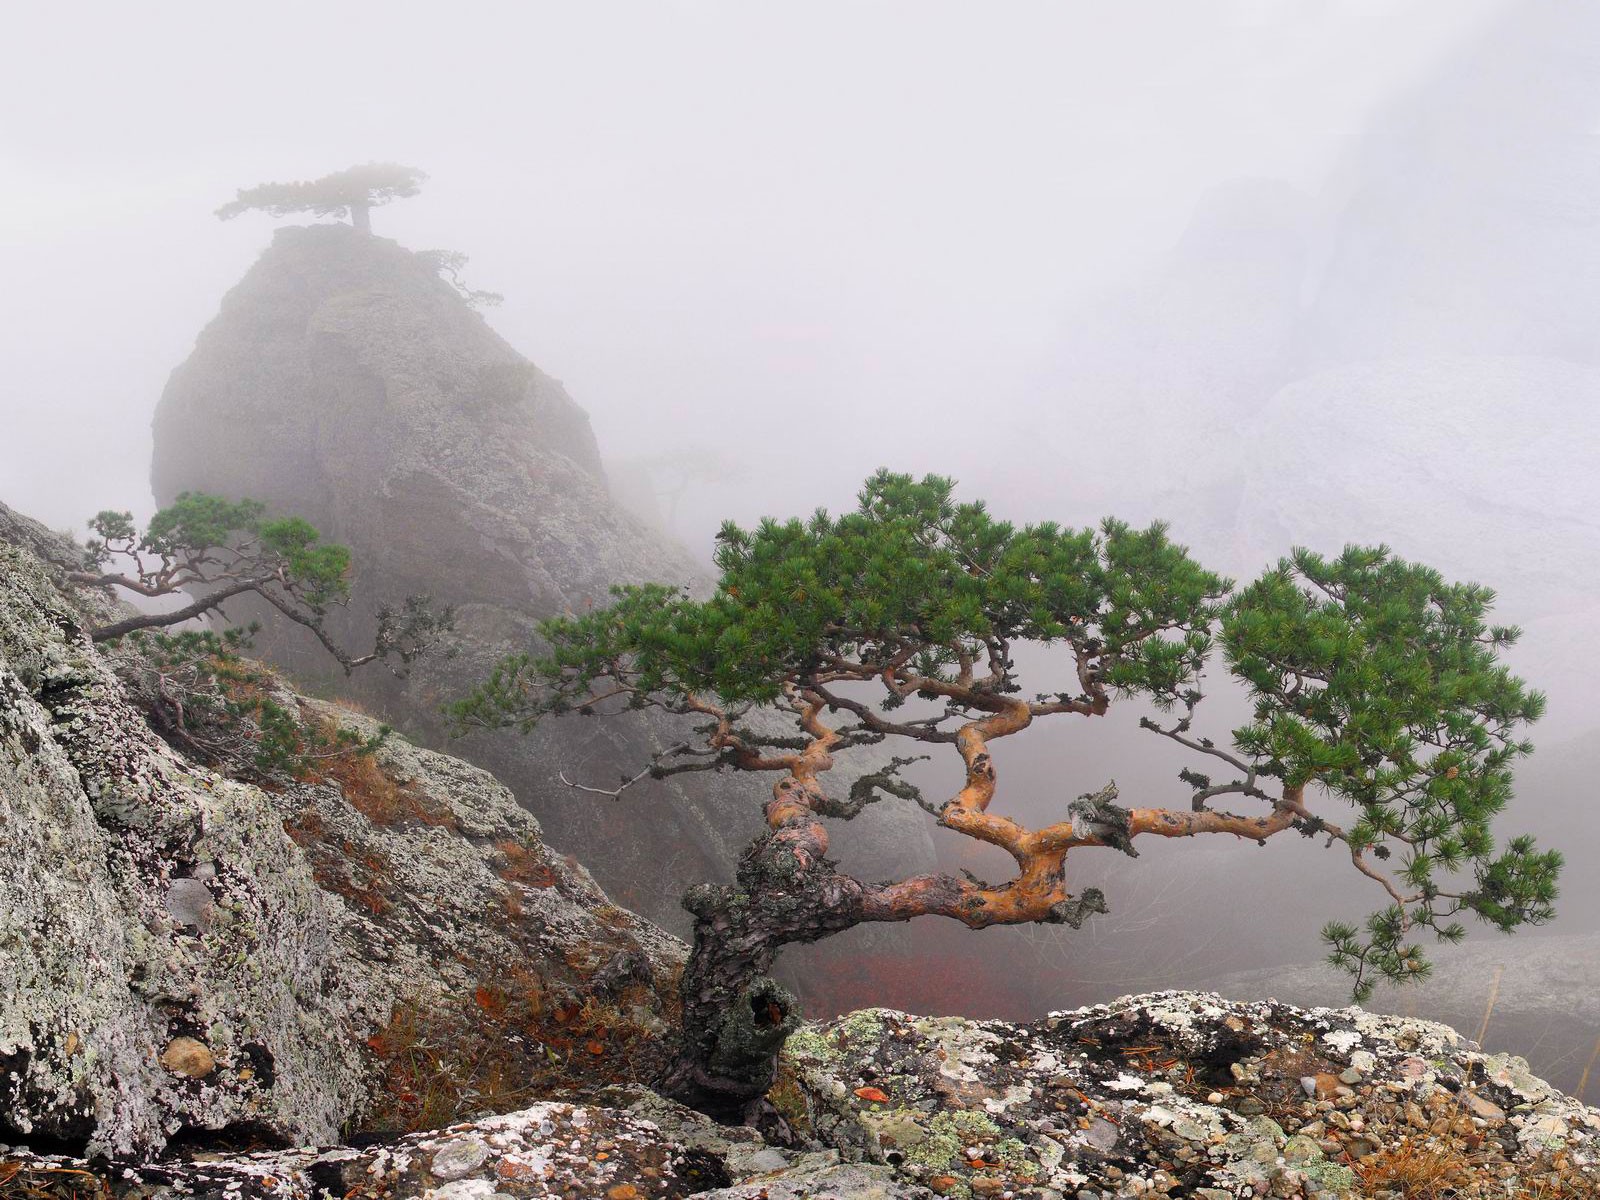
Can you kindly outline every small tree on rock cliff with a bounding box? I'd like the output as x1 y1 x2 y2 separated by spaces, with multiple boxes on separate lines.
75 492 449 668
215 163 427 234
454 471 1560 1122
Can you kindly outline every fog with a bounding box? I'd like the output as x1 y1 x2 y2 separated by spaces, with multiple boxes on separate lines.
7 0 1600 1090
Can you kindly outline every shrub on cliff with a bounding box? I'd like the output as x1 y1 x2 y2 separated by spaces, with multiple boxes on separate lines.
72 493 449 777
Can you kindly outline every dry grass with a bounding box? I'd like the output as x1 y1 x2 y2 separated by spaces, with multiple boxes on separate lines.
0 1161 108 1200
361 971 665 1136
1354 1137 1486 1198
318 742 458 830
283 808 395 916
494 840 558 889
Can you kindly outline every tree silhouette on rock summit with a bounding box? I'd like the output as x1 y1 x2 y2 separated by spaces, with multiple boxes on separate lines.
216 163 426 234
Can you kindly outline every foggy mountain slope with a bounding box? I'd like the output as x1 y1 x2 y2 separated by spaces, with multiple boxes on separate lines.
1229 355 1600 729
1303 0 1600 369
1006 177 1314 523
150 223 936 929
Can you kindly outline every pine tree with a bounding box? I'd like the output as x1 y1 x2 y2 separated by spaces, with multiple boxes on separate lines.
454 470 1559 1120
215 163 426 233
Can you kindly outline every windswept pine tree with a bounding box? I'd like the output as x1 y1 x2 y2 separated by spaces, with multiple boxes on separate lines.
458 470 1561 1120
216 163 426 234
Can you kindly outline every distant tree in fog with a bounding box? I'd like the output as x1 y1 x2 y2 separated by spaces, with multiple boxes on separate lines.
455 470 1560 1123
215 162 427 234
616 446 746 536
416 249 504 308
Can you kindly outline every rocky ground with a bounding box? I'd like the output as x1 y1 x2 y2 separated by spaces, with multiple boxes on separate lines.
5 993 1600 1199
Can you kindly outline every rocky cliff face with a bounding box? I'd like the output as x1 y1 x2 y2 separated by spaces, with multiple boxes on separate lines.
149 224 935 932
7 992 1599 1198
0 502 682 1158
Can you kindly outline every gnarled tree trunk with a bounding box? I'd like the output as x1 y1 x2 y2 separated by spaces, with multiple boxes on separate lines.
654 691 1302 1120
659 824 863 1120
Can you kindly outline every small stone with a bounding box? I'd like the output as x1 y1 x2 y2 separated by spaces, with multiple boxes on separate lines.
605 1186 639 1200
165 877 215 931
159 1036 215 1078
1084 1118 1119 1151
743 1149 788 1173
971 1179 1006 1197
1339 1068 1362 1085
929 1177 962 1196
432 1137 492 1181
1283 1135 1323 1165
1460 1091 1506 1124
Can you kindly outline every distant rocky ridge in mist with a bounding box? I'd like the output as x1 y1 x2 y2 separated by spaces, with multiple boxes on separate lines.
1018 2 1600 741
149 223 936 933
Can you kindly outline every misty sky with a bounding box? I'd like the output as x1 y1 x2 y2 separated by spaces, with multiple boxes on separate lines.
2 0 1502 536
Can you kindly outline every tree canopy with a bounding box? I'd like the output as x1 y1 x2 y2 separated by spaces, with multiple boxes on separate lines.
455 470 1559 1113
77 492 448 671
215 162 427 233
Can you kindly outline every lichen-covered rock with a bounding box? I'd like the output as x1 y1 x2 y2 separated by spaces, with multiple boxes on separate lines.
0 502 682 1159
775 991 1600 1199
148 223 936 933
0 1095 940 1200
8 992 1599 1199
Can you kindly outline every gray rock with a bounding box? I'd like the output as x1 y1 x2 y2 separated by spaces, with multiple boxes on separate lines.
0 505 683 1158
164 877 215 930
431 1136 494 1180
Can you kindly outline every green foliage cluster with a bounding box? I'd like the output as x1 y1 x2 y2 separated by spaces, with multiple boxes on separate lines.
453 470 1230 727
454 471 1560 997
82 492 450 671
120 626 386 784
90 492 352 609
1223 547 1559 998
